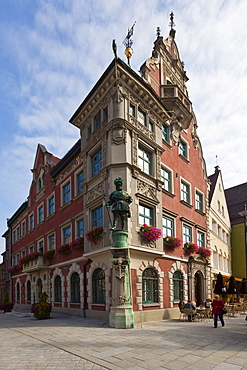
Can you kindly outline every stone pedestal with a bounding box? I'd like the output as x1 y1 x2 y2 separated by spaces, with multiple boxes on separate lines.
109 230 134 329
109 306 134 329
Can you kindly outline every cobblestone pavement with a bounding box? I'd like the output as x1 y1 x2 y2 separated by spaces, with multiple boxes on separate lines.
0 311 247 369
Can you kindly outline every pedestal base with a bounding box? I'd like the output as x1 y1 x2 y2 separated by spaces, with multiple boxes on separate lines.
109 306 134 329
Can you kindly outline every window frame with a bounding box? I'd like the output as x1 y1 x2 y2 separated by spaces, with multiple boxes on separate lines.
180 179 191 204
142 267 159 304
76 169 84 196
195 190 203 212
29 212 34 231
179 139 188 159
70 272 80 303
93 111 101 130
161 166 172 193
138 146 152 175
62 181 71 206
162 123 169 142
62 224 72 244
92 268 106 304
37 203 44 224
92 207 103 228
54 275 62 303
173 270 184 302
197 231 205 247
92 149 102 178
139 204 153 226
47 194 55 216
162 216 174 237
76 218 84 238
182 224 192 244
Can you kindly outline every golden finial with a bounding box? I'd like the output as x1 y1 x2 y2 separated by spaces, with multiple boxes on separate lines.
123 21 136 65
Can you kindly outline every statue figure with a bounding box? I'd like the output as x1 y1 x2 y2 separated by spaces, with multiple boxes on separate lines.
106 177 132 231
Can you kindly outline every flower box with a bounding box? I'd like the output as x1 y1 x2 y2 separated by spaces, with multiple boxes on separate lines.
86 226 104 245
140 224 162 242
8 264 22 274
43 250 56 261
197 247 211 259
183 242 199 255
70 237 84 251
56 244 72 256
163 236 182 250
19 252 41 265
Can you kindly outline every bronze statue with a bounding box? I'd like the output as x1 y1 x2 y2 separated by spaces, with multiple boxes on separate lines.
106 177 132 230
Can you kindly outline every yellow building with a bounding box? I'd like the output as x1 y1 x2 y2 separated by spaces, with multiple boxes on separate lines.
208 166 231 294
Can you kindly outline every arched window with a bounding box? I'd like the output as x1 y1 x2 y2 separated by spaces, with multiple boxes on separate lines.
71 272 80 303
173 270 183 302
142 267 158 304
54 276 62 302
16 282 20 301
92 268 105 304
27 281 31 302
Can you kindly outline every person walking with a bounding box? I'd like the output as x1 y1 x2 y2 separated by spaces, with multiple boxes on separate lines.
212 294 225 328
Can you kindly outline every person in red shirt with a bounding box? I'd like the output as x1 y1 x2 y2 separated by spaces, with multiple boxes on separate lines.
212 295 225 328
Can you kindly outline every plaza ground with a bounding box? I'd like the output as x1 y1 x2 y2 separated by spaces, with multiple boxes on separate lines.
0 311 247 369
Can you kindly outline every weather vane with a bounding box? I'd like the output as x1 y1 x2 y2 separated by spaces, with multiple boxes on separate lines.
123 21 136 65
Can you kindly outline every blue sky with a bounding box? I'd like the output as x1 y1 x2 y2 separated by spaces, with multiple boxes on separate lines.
1 0 247 260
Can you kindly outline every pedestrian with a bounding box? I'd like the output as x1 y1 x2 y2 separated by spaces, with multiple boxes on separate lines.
184 300 196 322
212 294 225 328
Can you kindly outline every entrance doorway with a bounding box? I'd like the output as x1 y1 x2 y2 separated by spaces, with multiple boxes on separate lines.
194 271 204 306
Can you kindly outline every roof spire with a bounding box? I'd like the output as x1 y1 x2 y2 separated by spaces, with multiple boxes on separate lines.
169 11 176 38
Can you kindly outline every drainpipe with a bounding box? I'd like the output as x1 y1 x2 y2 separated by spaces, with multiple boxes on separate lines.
83 259 92 318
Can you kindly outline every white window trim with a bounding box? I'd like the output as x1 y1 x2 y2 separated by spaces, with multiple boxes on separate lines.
178 137 190 160
182 223 193 244
47 192 55 217
61 222 72 245
180 177 191 204
60 178 72 207
47 232 56 250
37 202 44 224
195 188 204 212
74 167 84 196
29 212 34 231
161 163 173 193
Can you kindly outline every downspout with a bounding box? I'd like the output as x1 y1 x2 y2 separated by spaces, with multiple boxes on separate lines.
83 259 92 318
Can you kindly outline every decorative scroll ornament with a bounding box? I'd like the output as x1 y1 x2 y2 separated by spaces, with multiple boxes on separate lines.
112 257 129 279
111 122 127 145
170 113 184 144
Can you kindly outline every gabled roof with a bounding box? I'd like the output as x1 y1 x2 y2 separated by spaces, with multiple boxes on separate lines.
50 139 81 178
225 182 247 224
208 166 221 206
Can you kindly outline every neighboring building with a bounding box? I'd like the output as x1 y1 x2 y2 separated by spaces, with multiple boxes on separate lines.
208 166 231 292
2 18 211 326
225 182 247 282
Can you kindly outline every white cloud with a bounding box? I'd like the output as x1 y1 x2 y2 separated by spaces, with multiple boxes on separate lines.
0 0 247 259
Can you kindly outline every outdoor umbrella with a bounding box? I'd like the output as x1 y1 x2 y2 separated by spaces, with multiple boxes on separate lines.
239 277 247 294
227 276 237 294
214 273 226 294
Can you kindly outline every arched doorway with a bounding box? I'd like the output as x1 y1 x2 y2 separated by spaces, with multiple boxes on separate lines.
194 271 204 306
37 278 42 299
